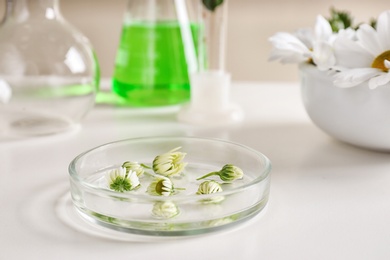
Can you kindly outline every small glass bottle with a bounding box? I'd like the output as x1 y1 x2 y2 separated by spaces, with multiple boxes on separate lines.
0 0 100 137
112 0 201 107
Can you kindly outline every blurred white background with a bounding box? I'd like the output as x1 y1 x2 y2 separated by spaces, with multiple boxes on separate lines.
0 0 389 82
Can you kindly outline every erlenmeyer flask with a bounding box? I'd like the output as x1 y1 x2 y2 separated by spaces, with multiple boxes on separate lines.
112 0 201 107
0 0 100 137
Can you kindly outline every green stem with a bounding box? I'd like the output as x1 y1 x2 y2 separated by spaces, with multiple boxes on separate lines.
141 163 152 169
196 171 219 180
144 171 156 177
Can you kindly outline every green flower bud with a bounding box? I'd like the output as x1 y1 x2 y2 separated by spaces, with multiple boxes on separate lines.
219 164 244 181
196 164 244 182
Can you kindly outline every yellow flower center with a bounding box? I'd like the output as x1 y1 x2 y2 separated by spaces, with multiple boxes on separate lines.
155 180 165 195
371 50 390 71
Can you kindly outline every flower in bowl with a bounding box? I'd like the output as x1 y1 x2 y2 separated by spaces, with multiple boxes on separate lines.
269 8 390 90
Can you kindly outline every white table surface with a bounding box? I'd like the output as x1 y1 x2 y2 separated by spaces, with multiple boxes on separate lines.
1 82 390 260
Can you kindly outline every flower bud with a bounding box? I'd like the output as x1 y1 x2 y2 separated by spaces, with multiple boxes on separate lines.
147 176 175 196
219 164 244 182
122 161 145 176
196 164 244 182
196 180 224 203
152 147 187 176
196 180 223 195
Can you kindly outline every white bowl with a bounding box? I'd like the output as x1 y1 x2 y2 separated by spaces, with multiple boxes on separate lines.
300 63 390 151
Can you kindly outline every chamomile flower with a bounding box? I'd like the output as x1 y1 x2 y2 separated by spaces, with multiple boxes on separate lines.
147 176 184 196
196 180 224 203
333 10 390 89
269 15 336 71
122 161 145 176
196 180 223 194
152 147 187 176
106 167 140 192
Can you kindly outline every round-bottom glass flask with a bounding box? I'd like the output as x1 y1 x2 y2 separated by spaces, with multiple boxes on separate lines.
0 0 100 137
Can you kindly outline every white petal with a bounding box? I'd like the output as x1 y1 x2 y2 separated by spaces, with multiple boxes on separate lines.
376 11 390 50
333 68 381 88
333 36 374 68
357 24 383 55
268 32 313 64
368 72 390 89
161 191 171 196
120 167 127 176
269 32 299 45
106 172 114 183
268 48 308 64
385 59 390 69
315 15 333 41
158 163 172 173
110 171 117 180
312 41 336 70
269 32 310 52
168 147 181 153
128 171 140 187
295 28 315 49
337 28 357 40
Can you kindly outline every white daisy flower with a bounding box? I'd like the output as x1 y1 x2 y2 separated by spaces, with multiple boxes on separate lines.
106 167 140 192
333 10 390 89
269 15 336 71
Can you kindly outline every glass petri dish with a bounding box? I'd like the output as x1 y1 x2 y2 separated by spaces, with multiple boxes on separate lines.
68 136 271 236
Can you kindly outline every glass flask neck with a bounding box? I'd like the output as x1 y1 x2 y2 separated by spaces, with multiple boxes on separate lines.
5 0 61 22
125 0 191 22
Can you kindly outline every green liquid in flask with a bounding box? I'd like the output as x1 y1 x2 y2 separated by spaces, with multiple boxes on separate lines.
112 22 200 107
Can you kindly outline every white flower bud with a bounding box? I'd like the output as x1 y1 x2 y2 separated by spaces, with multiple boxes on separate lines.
147 176 175 196
152 147 187 176
196 180 224 203
122 161 145 176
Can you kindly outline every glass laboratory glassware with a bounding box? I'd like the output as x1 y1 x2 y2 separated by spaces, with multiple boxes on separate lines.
112 0 201 107
178 0 243 125
0 0 100 137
